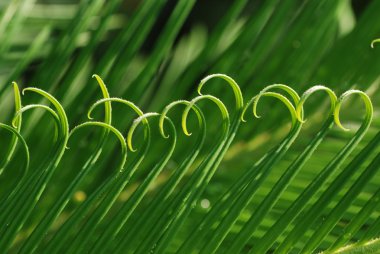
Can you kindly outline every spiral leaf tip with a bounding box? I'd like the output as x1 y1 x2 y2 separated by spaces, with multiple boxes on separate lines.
197 73 243 113
127 112 159 152
371 39 380 48
333 89 373 132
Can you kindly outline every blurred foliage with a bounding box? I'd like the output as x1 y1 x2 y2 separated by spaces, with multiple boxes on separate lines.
1 0 380 253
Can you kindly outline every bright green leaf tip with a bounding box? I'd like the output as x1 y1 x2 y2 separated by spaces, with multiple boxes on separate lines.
243 88 299 127
22 87 69 138
188 94 229 135
182 102 197 136
127 112 159 152
247 84 300 123
261 84 300 104
198 73 244 112
160 100 192 138
252 95 262 119
296 85 337 123
69 121 127 170
12 105 59 129
160 100 205 139
370 38 380 48
334 89 373 132
92 74 112 125
87 98 144 126
241 97 255 122
12 82 22 128
160 101 184 138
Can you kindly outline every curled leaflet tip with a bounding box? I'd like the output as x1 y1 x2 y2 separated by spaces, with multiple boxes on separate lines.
127 113 159 152
198 73 244 111
333 89 373 132
371 39 380 48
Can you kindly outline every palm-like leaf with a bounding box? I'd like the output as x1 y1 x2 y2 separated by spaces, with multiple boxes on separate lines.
0 1 379 253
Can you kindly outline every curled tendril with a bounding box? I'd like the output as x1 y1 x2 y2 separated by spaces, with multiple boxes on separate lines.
69 121 127 171
180 95 229 136
87 98 144 123
12 104 60 143
242 91 298 126
88 97 147 144
12 104 60 131
127 112 161 152
91 74 112 125
0 123 29 178
0 82 23 173
198 74 244 113
258 84 300 105
22 87 69 140
12 82 22 130
159 100 204 139
371 39 380 48
334 90 373 131
296 85 337 123
245 84 300 121
88 97 148 154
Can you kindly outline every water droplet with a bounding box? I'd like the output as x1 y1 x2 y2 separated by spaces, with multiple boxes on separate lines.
201 199 210 209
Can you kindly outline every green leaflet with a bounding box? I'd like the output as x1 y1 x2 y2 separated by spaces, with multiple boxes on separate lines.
95 102 207 253
70 113 177 254
266 90 374 253
176 85 301 253
17 75 116 254
330 174 380 249
303 151 380 253
0 82 23 174
0 74 377 253
0 86 69 252
0 103 59 208
198 86 302 254
229 86 338 254
141 74 243 254
43 97 146 254
133 93 231 254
